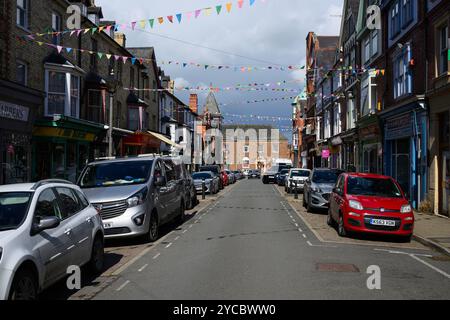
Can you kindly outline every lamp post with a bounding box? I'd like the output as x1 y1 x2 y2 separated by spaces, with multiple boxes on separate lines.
107 69 118 157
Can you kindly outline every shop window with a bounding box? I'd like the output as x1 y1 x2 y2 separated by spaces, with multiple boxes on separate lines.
16 0 28 29
45 70 80 118
391 138 410 198
438 25 448 75
128 107 140 131
16 60 27 86
1 132 30 184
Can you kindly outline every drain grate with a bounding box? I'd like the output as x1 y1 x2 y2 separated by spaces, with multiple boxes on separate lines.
316 263 360 273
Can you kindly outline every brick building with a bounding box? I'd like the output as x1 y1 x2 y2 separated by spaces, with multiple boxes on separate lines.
0 0 162 183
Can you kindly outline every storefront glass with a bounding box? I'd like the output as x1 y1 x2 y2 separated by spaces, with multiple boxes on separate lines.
391 138 411 198
1 132 31 184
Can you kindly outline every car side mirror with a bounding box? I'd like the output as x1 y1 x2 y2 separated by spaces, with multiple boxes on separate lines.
31 216 60 236
333 187 342 195
154 176 166 187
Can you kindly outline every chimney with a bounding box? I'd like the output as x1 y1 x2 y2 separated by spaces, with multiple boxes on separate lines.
189 94 198 114
114 32 126 47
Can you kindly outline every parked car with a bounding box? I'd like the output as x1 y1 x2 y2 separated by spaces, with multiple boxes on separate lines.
328 173 414 241
285 168 311 193
303 168 344 212
262 165 292 184
247 169 261 179
199 165 223 189
192 172 220 194
220 170 229 187
180 164 197 210
0 180 104 300
276 169 290 186
232 171 241 180
242 169 250 178
78 156 185 242
225 170 235 184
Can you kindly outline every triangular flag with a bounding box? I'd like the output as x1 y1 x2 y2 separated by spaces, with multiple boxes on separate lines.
176 14 182 23
56 46 63 53
97 52 103 59
37 41 44 46
91 28 97 34
139 20 146 29
238 0 244 8
204 8 212 16
195 9 202 18
149 19 154 28
250 0 256 6
114 55 120 61
216 5 222 15
70 30 75 37
122 56 128 64
186 12 193 20
139 58 144 65
183 63 187 67
158 17 164 24
105 25 112 32
66 47 72 53
84 28 90 34
226 3 232 13
106 54 112 60
76 29 82 36
167 16 173 23
98 26 105 32
131 57 137 65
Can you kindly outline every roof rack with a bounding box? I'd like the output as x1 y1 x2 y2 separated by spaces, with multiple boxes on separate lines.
32 179 74 190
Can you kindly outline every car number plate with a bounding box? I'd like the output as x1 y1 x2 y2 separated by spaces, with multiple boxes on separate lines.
103 222 113 229
269 176 274 178
370 219 395 226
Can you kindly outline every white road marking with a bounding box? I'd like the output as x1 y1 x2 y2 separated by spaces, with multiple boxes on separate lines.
152 253 160 259
174 236 180 241
302 234 307 238
165 242 172 248
189 224 193 228
138 264 148 272
374 248 432 257
307 241 313 246
182 230 187 234
409 254 450 279
116 280 130 291
298 228 303 232
294 223 299 227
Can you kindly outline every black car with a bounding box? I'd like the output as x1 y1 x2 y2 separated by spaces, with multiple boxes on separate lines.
247 169 261 179
276 169 290 186
262 165 292 184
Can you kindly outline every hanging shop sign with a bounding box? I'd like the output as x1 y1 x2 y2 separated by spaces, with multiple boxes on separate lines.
0 100 30 122
322 149 330 159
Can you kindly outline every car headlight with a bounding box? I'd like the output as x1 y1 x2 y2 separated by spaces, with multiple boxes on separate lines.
349 200 363 210
127 187 148 208
400 204 412 213
311 186 320 193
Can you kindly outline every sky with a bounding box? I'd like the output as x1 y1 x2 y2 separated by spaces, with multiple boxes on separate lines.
96 0 344 137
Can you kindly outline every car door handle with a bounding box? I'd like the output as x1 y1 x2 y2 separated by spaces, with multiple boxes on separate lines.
64 228 72 235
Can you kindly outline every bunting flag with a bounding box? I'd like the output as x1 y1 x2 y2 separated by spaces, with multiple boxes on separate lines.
32 0 264 37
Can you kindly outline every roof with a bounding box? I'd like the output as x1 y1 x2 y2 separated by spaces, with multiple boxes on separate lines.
204 92 221 115
0 183 35 192
345 172 394 180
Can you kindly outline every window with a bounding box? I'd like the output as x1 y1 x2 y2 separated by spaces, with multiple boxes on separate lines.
88 89 104 123
402 0 413 27
52 12 61 45
439 25 448 74
163 160 176 182
35 189 63 220
360 76 369 116
390 2 400 39
393 48 412 98
115 101 122 127
74 190 90 209
55 187 81 217
346 98 355 129
333 104 341 135
389 0 416 41
372 30 378 56
128 107 140 131
45 70 80 117
364 37 370 63
16 0 28 28
16 60 27 85
130 67 135 89
363 30 379 64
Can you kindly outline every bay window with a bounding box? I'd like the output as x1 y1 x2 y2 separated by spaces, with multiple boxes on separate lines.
45 68 80 118
128 107 140 131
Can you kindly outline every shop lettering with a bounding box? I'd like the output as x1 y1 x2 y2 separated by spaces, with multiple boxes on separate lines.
0 101 29 122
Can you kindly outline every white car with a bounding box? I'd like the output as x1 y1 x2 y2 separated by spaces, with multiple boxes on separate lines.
0 180 104 300
285 168 311 193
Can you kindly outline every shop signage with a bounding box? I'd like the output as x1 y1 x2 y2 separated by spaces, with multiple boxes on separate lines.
0 101 29 122
385 114 411 140
322 149 330 158
33 127 96 142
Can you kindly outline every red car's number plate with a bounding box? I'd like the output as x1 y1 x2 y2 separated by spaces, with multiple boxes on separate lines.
370 219 395 226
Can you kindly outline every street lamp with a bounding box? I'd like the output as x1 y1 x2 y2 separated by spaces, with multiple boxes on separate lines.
107 69 119 157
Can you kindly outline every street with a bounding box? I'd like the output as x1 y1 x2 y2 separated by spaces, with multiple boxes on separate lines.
43 179 450 300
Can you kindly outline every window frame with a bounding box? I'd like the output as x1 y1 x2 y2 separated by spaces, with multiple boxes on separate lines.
438 24 449 75
54 187 83 218
45 67 81 118
16 60 28 86
16 0 28 29
52 12 62 46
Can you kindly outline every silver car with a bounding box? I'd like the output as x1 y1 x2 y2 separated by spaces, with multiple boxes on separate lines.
192 171 220 194
0 180 104 300
225 169 236 184
78 156 185 241
303 168 344 212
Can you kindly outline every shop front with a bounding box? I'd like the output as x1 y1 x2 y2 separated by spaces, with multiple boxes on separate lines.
32 115 106 182
122 131 161 156
0 80 41 185
380 102 428 209
329 136 342 169
341 128 358 172
358 115 382 174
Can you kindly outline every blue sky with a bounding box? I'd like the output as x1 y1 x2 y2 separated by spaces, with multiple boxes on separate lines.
96 0 343 134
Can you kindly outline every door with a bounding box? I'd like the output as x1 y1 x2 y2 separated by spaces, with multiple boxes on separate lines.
391 139 410 199
32 188 73 287
55 187 93 266
442 152 450 215
154 160 171 223
331 175 345 220
163 160 179 217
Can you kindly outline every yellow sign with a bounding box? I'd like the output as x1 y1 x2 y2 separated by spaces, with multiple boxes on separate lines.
33 127 96 142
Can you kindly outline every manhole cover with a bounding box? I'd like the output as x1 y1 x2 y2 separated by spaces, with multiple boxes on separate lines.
316 263 360 272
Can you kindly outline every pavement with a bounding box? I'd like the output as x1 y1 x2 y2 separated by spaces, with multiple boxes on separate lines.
41 179 450 300
413 212 450 256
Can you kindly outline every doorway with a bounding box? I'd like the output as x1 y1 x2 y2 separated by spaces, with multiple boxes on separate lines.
391 138 411 199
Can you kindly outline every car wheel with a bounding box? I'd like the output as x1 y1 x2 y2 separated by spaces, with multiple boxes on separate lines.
9 268 38 300
88 235 105 275
327 209 334 226
306 195 312 213
177 202 185 224
302 191 307 207
147 211 159 242
338 214 347 237
402 234 412 243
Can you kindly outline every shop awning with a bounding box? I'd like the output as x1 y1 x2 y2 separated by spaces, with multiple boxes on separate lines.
147 131 182 149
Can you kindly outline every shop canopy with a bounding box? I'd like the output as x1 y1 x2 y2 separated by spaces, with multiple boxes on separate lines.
147 131 182 149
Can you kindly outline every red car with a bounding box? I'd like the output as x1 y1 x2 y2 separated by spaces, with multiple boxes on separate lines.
328 173 414 241
220 171 229 187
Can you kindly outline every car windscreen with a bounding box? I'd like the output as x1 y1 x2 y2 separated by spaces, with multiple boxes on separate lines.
347 177 403 198
0 192 32 231
312 170 342 183
290 170 310 177
79 160 153 188
280 169 290 175
192 172 213 180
